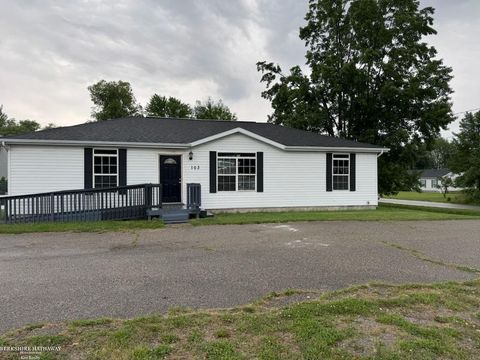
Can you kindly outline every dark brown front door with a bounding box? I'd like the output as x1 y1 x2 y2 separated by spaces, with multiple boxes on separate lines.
160 155 181 203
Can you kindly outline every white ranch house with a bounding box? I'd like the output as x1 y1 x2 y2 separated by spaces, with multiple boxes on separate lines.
2 117 387 213
417 168 461 192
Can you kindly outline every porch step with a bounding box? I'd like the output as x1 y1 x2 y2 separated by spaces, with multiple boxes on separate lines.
161 209 190 224
162 203 185 210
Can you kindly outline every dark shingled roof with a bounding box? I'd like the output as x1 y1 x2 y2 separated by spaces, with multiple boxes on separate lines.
419 169 451 178
4 117 382 149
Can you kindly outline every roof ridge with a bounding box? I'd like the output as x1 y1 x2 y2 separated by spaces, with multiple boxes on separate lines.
144 116 262 124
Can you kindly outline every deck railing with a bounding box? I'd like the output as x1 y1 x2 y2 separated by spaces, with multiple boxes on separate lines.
186 183 201 217
0 183 162 224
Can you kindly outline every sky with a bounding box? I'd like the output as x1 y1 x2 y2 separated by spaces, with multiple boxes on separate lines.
0 0 479 138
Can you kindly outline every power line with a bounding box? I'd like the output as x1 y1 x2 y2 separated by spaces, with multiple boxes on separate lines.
453 107 480 116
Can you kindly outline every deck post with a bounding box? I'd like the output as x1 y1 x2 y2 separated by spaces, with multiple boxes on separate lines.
159 184 163 208
50 193 55 221
144 184 152 212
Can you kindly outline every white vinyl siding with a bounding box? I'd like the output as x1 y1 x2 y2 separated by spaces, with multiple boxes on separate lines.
126 148 161 185
186 133 378 209
7 133 379 209
8 145 84 195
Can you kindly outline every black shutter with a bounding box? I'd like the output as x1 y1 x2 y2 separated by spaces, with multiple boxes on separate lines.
209 151 217 193
350 153 356 191
257 152 264 192
119 149 127 187
84 148 93 189
326 152 332 192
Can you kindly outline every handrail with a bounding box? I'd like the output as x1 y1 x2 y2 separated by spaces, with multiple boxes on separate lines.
0 183 162 224
0 183 157 200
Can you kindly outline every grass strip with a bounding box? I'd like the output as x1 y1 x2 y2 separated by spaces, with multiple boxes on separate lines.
0 204 479 234
0 219 164 234
2 279 480 359
191 204 480 225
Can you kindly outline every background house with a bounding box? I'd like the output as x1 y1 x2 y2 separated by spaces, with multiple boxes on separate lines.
417 169 461 192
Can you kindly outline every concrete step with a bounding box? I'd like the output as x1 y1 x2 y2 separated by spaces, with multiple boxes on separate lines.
161 209 190 224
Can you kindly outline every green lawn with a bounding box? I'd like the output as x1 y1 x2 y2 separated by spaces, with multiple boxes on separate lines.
191 203 480 226
386 191 469 204
2 279 479 359
0 205 479 234
0 219 164 234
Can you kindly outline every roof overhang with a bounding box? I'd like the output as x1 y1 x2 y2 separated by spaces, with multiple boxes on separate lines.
189 127 286 149
2 128 389 153
1 139 190 149
190 127 389 153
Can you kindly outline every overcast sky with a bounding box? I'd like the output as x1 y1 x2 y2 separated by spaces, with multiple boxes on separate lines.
1 0 478 137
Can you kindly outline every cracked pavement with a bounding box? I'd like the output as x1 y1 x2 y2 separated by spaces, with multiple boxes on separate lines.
1 220 479 334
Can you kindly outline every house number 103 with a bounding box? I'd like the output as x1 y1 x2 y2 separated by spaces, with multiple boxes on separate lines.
190 165 200 170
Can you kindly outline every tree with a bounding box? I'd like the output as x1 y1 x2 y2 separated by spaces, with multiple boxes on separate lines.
193 98 237 120
145 94 192 118
0 105 7 124
429 138 454 169
88 80 142 121
437 175 453 198
257 0 453 194
413 137 453 170
412 142 434 170
450 111 480 201
43 123 57 130
0 105 42 136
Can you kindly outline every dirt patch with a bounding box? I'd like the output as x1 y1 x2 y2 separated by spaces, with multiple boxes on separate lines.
400 305 472 327
8 322 67 340
262 293 319 308
339 317 404 357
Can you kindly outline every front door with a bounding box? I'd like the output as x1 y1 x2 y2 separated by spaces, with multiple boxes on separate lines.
160 155 181 203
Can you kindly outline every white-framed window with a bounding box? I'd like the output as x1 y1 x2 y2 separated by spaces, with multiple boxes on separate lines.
93 149 118 188
431 179 438 188
332 154 349 190
217 153 256 191
420 179 426 188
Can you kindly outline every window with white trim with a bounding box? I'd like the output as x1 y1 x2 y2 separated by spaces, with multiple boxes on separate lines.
93 149 118 188
420 179 426 188
332 154 349 190
217 153 256 191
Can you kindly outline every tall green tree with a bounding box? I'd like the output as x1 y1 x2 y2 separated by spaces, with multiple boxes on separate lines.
0 105 8 124
257 0 453 194
88 80 142 121
449 111 480 201
0 105 42 136
413 137 454 170
429 137 454 169
145 94 192 118
193 98 237 120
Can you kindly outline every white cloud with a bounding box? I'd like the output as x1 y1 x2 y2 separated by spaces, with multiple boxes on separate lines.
0 0 478 138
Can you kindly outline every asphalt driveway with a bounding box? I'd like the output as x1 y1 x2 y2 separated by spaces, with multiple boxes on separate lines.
380 198 480 210
1 220 480 334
